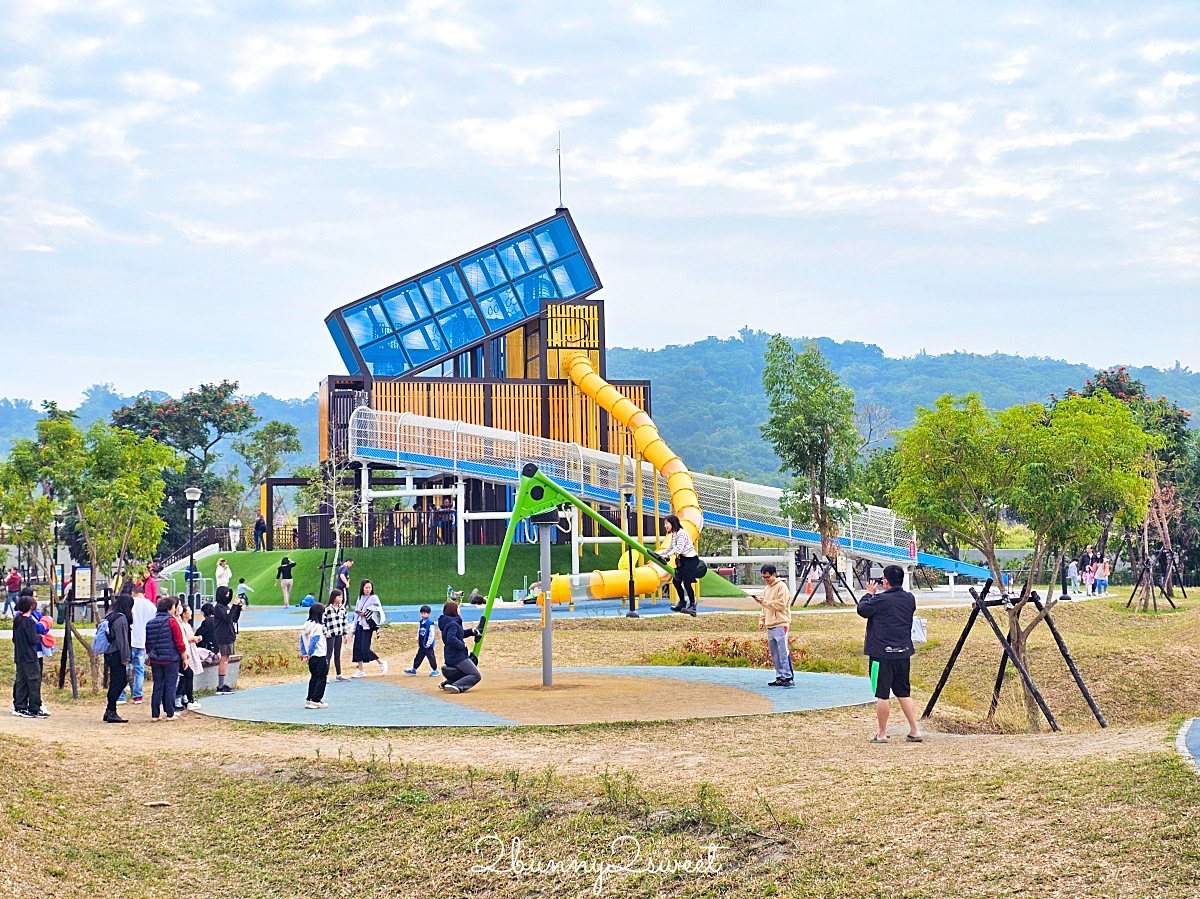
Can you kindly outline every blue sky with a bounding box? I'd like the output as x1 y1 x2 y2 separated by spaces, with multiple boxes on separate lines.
2 1 1199 403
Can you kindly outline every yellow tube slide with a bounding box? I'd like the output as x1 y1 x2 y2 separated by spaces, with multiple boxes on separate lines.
544 353 705 604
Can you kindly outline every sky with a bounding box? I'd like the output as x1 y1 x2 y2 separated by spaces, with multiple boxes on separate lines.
2 1 1199 404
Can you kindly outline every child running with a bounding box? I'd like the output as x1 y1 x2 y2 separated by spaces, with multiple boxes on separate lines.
405 605 439 676
299 604 328 709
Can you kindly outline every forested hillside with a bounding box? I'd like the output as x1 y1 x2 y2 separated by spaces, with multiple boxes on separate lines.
4 329 1199 487
609 329 1200 485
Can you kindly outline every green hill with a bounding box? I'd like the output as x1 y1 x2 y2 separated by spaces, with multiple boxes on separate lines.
609 329 1200 485
185 545 744 604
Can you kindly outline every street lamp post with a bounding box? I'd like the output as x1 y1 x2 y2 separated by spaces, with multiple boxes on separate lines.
622 483 639 618
184 485 202 613
52 512 63 612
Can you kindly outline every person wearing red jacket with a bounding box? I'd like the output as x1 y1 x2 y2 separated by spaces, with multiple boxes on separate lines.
4 568 21 618
145 597 187 721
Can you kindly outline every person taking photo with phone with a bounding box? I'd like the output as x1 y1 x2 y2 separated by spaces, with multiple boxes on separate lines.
857 564 923 744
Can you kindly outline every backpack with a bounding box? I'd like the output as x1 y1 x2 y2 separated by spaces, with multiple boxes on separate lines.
92 617 112 654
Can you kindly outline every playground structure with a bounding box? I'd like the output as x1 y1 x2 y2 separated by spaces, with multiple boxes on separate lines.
304 206 987 605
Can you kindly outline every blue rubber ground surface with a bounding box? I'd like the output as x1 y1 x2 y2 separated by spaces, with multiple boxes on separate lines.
197 667 873 728
1183 719 1200 771
234 600 739 629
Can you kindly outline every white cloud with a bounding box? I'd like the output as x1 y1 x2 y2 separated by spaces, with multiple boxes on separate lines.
1140 40 1200 62
990 51 1030 84
120 71 201 100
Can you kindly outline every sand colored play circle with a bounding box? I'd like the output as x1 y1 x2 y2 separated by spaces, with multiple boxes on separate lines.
196 666 873 728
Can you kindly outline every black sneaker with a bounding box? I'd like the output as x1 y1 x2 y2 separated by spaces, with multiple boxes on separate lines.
103 713 128 724
687 606 697 617
767 679 785 687
215 685 234 694
26 709 48 719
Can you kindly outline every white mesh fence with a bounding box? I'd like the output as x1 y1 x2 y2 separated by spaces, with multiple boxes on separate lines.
350 407 913 554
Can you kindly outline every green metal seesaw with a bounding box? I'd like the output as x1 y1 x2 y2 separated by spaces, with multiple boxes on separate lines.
471 463 675 682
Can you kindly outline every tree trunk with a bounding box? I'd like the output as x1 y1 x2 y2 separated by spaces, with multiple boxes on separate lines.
1140 518 1153 613
1006 606 1042 732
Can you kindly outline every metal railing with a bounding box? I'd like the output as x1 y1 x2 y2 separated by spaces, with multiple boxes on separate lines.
348 407 917 559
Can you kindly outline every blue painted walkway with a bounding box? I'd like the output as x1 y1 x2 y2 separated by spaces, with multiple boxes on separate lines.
197 666 872 728
234 599 738 630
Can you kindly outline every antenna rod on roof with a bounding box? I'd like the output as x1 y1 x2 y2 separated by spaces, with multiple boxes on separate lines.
557 130 564 210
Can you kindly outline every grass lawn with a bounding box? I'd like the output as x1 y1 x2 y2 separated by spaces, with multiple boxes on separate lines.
185 544 745 605
3 598 1199 896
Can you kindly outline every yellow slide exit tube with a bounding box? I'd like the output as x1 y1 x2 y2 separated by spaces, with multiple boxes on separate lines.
547 353 705 606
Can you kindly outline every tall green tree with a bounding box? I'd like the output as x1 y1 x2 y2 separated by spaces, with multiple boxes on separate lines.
233 420 302 505
112 381 259 554
894 392 1153 730
761 335 860 602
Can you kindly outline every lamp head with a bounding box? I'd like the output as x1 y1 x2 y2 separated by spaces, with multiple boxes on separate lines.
184 485 202 504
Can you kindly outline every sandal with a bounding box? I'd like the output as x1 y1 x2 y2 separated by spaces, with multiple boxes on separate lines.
869 736 889 744
906 734 924 743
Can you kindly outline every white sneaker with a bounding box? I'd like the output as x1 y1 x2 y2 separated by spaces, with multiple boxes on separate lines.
189 701 202 711
379 660 389 676
305 700 320 709
39 705 50 716
316 701 328 709
336 675 350 682
350 671 366 678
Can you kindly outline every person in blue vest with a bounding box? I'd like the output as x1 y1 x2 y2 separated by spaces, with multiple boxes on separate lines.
145 596 187 721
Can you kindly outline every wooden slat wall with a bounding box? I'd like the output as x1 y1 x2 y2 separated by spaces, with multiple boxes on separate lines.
490 383 542 436
607 383 646 456
372 382 485 426
367 379 644 454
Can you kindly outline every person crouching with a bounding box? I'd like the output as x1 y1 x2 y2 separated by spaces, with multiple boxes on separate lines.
437 600 482 694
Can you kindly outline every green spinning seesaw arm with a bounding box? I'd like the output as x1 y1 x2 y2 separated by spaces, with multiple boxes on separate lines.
471 463 674 661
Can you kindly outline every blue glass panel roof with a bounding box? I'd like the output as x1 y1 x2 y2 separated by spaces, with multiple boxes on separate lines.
327 319 361 374
437 304 486 350
326 210 600 376
421 267 468 312
360 336 412 376
476 286 525 330
400 322 447 365
343 300 393 345
380 285 429 328
461 249 508 297
549 254 595 298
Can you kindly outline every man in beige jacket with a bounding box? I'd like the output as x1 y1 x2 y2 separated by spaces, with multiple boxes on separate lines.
756 563 793 687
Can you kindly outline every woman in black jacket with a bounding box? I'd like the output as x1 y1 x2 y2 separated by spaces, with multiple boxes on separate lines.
103 595 134 724
437 600 482 694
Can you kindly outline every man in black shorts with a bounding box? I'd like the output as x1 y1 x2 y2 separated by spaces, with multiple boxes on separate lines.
857 564 923 744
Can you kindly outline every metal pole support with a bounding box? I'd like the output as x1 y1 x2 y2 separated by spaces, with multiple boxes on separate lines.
540 522 553 687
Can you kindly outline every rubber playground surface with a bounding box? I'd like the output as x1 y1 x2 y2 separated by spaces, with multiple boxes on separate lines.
196 666 875 727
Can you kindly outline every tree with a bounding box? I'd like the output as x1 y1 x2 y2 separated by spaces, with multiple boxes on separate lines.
894 392 1153 730
113 381 259 554
32 417 178 688
233 421 302 505
112 381 259 475
761 336 860 602
892 394 1017 587
1060 366 1195 602
293 453 359 566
